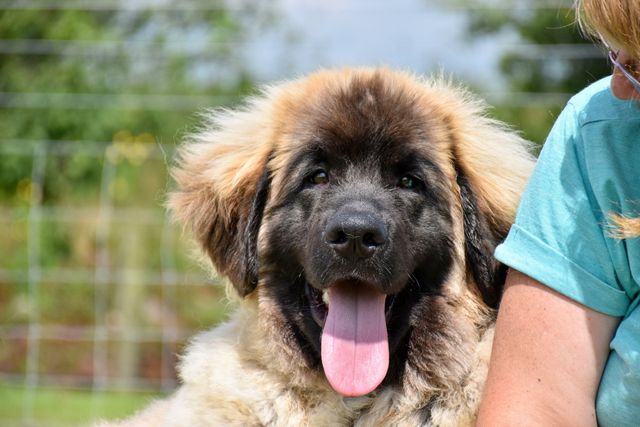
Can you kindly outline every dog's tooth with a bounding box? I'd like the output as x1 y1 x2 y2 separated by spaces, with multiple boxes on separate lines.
322 291 329 306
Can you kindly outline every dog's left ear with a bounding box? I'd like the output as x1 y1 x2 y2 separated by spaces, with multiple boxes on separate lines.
456 170 507 308
436 85 535 308
168 99 275 297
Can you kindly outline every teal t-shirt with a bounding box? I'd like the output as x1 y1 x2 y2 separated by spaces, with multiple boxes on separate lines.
495 77 640 426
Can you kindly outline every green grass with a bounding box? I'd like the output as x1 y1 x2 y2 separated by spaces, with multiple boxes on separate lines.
0 383 163 426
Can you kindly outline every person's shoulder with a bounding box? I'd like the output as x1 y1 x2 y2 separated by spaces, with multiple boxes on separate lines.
568 76 638 125
568 77 612 106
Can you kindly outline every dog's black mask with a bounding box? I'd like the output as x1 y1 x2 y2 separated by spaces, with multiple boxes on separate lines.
263 146 459 395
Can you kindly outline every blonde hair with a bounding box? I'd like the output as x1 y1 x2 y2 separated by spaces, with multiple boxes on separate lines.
576 0 640 58
610 214 640 239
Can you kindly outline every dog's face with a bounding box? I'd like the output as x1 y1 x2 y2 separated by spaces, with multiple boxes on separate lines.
259 77 461 396
170 69 533 398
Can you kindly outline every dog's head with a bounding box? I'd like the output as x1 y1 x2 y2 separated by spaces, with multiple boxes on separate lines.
170 69 534 397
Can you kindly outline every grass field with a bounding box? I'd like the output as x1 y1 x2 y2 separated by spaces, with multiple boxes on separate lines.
0 383 163 427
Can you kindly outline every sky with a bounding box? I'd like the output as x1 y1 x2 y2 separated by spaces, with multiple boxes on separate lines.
246 0 519 90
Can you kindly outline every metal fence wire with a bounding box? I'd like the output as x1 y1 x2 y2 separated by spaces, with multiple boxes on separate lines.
0 0 598 425
0 139 229 423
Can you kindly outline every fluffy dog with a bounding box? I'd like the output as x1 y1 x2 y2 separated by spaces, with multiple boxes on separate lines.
99 68 534 427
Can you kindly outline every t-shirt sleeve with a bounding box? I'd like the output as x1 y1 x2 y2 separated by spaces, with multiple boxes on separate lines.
495 103 630 316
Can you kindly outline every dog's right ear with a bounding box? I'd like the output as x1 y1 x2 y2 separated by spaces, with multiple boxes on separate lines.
168 99 275 297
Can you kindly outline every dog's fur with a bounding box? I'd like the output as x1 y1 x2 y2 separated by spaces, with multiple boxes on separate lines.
97 68 534 427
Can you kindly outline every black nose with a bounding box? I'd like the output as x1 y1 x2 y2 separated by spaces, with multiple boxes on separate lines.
324 210 388 259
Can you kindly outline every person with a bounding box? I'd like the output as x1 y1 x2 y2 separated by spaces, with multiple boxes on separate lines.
476 1 640 426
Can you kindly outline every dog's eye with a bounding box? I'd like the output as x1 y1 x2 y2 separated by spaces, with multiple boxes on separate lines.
399 175 417 189
308 169 329 185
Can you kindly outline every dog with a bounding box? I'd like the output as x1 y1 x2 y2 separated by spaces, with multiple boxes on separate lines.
97 68 534 427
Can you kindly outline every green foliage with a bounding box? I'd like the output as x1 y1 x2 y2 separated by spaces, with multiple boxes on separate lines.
0 6 265 141
470 8 609 94
0 3 275 401
0 4 275 205
455 1 611 143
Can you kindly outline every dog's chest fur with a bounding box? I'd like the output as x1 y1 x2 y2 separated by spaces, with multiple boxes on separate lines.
169 301 493 427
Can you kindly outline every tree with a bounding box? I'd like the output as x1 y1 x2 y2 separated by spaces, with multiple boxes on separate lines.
450 1 610 143
0 2 276 202
0 1 279 394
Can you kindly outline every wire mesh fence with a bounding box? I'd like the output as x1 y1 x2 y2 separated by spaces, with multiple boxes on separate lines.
0 139 233 425
0 0 607 425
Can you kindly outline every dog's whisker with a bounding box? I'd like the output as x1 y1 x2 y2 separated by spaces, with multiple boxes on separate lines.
408 273 421 291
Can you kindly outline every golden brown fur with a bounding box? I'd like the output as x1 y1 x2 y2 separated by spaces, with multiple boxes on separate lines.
95 68 534 427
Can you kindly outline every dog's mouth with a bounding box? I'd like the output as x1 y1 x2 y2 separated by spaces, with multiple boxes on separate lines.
305 281 397 328
304 280 398 397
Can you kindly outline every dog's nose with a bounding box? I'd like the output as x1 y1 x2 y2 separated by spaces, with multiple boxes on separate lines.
324 211 387 259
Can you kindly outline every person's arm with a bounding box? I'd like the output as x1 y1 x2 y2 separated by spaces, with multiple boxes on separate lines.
477 269 620 427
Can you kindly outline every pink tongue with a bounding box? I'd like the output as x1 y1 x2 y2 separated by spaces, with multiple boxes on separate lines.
321 281 389 397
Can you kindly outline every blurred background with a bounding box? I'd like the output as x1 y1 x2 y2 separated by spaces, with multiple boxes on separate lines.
0 0 609 425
